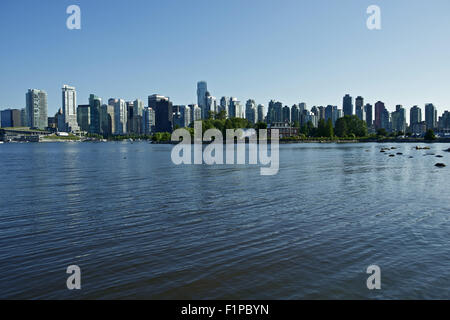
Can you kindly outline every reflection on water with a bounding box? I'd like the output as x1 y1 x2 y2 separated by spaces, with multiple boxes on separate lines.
0 142 449 299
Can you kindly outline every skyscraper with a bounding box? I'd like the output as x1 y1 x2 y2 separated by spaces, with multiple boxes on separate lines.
282 106 291 123
391 105 406 133
189 104 202 122
89 94 102 134
355 96 365 121
197 81 208 119
149 94 173 133
374 101 385 129
291 104 300 124
205 92 217 118
410 106 422 126
425 103 437 130
173 105 191 128
219 97 229 116
26 89 48 130
364 104 373 128
100 104 115 136
343 94 353 116
257 104 265 123
62 85 79 132
245 99 257 124
113 99 128 135
77 105 90 132
143 107 155 134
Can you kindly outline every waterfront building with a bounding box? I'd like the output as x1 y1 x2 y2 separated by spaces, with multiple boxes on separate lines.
267 100 283 124
291 104 300 124
26 89 48 129
412 121 427 135
425 103 437 130
173 105 191 128
343 94 353 116
197 81 208 119
100 104 115 136
206 93 217 118
355 96 365 121
0 109 22 128
62 85 79 132
149 94 173 133
130 99 145 134
304 110 318 127
55 108 65 132
245 99 257 124
219 97 229 116
438 111 450 133
268 122 300 138
89 94 102 134
77 105 90 132
410 106 422 126
391 105 406 133
143 107 155 134
257 104 265 123
317 106 325 121
381 108 391 132
282 106 291 123
364 104 373 128
112 99 128 135
374 101 385 129
189 104 202 122
325 105 339 126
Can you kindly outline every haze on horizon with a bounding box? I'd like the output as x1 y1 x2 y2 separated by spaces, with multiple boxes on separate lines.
1 0 450 122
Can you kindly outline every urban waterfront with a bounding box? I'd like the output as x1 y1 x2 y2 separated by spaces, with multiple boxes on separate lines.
0 142 449 299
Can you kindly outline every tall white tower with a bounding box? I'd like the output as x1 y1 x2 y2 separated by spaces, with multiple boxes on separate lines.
62 85 79 132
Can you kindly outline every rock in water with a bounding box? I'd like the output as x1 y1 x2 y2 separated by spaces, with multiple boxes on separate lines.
435 163 446 168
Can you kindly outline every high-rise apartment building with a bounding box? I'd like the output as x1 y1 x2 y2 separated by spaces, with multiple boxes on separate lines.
26 89 48 130
89 94 102 134
62 85 79 132
410 106 422 126
425 103 437 130
343 94 353 116
197 81 208 119
149 94 173 133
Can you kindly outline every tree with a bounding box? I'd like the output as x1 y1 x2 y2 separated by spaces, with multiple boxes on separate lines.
424 129 436 141
376 128 387 137
255 122 267 130
325 119 334 138
216 110 227 120
335 118 348 137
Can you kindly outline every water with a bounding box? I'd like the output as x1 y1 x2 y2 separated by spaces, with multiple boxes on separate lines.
0 142 449 299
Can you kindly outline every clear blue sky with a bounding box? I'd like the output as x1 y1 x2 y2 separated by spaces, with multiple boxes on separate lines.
1 0 450 121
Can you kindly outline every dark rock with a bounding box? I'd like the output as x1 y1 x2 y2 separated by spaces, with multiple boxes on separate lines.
396 153 403 155
389 154 395 157
436 155 443 158
435 163 446 168
444 148 450 152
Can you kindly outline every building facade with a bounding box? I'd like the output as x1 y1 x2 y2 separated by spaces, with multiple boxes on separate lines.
26 89 48 130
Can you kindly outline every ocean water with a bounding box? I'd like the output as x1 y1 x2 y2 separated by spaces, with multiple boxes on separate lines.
0 142 449 299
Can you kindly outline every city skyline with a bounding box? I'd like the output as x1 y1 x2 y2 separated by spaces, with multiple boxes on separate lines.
1 0 450 121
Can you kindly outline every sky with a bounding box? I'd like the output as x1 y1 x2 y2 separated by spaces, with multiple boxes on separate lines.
1 0 450 122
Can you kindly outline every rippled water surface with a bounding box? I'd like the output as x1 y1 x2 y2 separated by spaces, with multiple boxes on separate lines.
0 142 449 299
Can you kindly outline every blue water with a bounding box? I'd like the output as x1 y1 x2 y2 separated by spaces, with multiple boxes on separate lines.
0 142 449 299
